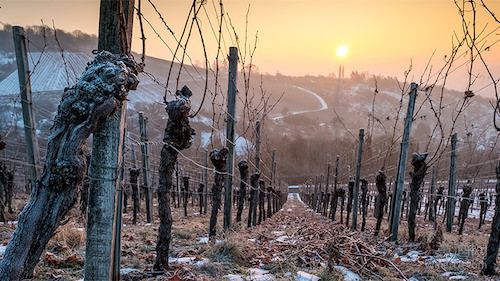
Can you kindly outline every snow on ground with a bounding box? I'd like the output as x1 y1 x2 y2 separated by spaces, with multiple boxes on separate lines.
199 130 252 156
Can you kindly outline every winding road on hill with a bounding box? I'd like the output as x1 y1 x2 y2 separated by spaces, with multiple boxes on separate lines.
271 85 328 120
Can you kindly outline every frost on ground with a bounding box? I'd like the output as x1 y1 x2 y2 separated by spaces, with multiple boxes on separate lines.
0 188 495 280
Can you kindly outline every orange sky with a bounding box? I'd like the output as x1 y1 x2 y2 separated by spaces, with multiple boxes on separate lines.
1 0 499 96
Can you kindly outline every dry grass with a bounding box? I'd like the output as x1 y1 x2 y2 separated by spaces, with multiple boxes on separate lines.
1 195 497 280
49 224 85 250
205 238 249 267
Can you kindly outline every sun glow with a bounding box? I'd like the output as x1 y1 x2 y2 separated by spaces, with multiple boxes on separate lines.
336 45 349 58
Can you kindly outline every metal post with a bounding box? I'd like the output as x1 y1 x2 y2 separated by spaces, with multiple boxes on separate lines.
223 46 238 229
352 129 364 229
389 82 418 241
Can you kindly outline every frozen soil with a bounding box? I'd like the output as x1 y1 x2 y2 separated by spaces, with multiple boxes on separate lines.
0 194 498 280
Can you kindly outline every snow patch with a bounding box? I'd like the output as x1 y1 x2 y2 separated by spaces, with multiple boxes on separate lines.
199 131 251 156
197 236 209 244
191 115 212 126
396 251 468 265
334 265 361 281
398 250 421 262
273 235 296 244
224 274 245 281
0 221 18 226
296 271 320 281
120 268 139 275
248 268 275 281
0 245 7 257
169 257 209 267
441 271 468 280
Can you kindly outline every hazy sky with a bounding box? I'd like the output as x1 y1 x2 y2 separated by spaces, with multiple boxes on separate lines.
1 0 499 97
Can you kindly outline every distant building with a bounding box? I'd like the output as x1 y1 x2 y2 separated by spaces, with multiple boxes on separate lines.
288 185 300 193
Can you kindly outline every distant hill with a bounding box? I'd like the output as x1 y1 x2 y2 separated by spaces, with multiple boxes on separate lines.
0 25 497 183
0 24 98 53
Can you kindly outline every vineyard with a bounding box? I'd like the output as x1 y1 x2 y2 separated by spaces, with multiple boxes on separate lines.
0 0 499 281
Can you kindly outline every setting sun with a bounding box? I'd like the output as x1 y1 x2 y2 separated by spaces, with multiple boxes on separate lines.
336 45 349 58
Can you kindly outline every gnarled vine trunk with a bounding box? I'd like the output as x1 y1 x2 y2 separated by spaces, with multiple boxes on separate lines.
198 183 204 214
0 52 139 280
408 153 428 242
129 168 140 224
458 183 472 235
360 179 368 231
236 160 248 222
154 86 194 271
481 163 500 275
208 148 228 238
346 180 354 227
479 192 487 229
248 173 260 227
374 171 387 236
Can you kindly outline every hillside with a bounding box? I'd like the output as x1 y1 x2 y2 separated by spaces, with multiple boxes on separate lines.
0 26 497 184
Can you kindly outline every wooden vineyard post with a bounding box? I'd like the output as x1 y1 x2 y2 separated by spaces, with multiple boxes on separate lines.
177 165 182 208
112 128 127 280
139 112 153 223
253 120 262 224
85 1 135 280
352 129 365 230
318 174 323 214
314 175 318 211
0 3 141 279
269 150 276 218
446 133 458 232
258 179 265 224
429 166 436 223
389 83 418 242
223 47 238 229
12 26 40 191
330 155 340 220
323 163 331 216
204 150 209 214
